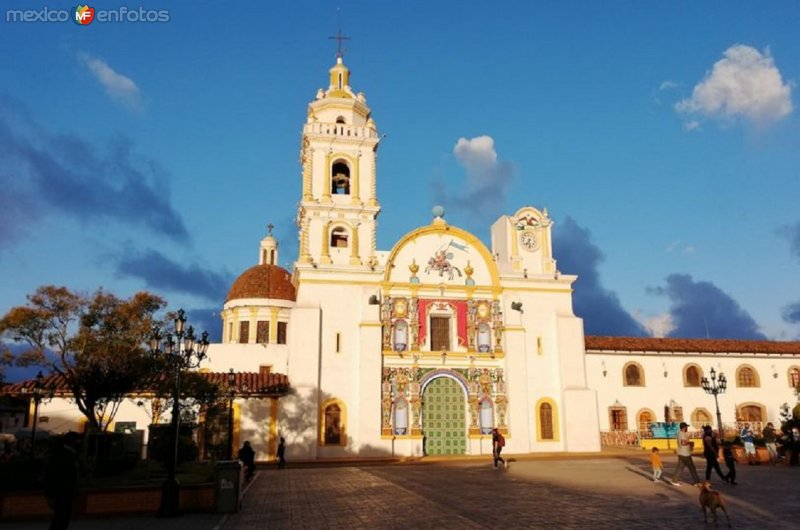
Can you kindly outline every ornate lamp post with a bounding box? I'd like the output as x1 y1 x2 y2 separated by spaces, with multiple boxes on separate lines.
149 309 209 518
701 367 727 441
227 368 236 460
22 371 49 454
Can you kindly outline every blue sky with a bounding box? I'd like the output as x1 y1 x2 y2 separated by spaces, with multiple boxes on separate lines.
1 1 799 380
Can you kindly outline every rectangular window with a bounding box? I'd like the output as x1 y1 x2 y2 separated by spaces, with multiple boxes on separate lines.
430 316 450 351
277 322 287 344
256 320 269 343
228 322 233 343
336 332 341 353
609 408 628 431
114 421 137 434
239 321 250 344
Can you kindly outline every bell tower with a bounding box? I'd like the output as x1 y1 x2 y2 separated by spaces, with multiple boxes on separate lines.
296 53 382 269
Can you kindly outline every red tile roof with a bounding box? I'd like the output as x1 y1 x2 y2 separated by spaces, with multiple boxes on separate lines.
1 371 289 398
227 264 296 302
585 336 800 355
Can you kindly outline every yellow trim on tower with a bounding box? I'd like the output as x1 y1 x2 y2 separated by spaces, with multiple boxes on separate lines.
320 221 332 264
322 151 332 202
269 307 279 344
351 154 361 203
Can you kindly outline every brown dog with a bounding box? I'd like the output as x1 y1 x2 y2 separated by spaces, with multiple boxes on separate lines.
696 481 731 527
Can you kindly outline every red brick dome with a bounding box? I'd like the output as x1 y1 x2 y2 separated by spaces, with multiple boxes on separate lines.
226 264 296 302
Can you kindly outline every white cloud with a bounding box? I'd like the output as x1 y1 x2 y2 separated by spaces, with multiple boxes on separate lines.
79 53 141 109
665 240 696 254
635 311 675 338
659 80 678 91
683 120 700 132
675 45 793 127
454 136 498 176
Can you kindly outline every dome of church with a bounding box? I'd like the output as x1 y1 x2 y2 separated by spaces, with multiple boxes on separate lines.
227 264 296 302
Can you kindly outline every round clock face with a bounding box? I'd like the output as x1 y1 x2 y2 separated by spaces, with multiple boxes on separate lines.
520 230 539 251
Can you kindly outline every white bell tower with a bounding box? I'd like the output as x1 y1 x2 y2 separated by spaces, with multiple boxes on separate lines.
295 52 382 269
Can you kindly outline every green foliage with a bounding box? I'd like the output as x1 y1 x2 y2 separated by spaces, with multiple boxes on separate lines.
0 346 11 384
0 285 166 431
147 424 199 466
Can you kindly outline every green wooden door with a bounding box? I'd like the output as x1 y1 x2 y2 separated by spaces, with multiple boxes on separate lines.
423 377 466 455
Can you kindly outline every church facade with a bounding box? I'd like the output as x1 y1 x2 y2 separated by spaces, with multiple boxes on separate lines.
208 55 600 460
5 55 800 462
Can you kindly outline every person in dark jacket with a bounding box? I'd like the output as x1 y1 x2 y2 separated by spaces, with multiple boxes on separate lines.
277 437 286 469
237 440 256 480
722 441 737 485
45 432 80 530
702 425 728 482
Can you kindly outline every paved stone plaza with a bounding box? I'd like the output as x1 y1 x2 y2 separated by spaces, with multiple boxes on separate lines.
4 453 799 529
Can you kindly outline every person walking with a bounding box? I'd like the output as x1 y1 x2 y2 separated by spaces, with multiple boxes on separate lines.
702 425 728 482
671 422 700 486
740 423 757 465
45 432 80 530
492 428 507 469
277 437 287 469
762 422 778 464
237 440 256 481
650 447 663 482
722 441 738 485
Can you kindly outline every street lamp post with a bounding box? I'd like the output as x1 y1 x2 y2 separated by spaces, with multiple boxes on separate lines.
29 371 45 454
227 368 236 460
701 367 728 442
149 309 209 518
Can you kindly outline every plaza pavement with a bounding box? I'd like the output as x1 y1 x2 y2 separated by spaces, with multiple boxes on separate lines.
3 451 799 529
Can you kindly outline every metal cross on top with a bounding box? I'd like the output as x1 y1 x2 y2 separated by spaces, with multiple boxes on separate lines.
267 223 274 236
328 28 351 58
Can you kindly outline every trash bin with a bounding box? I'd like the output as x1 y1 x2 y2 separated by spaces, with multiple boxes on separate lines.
214 460 243 513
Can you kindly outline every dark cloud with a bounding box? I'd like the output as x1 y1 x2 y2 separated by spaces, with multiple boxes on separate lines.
184 308 222 343
553 217 647 337
778 222 800 332
114 248 232 303
649 273 767 340
778 222 800 259
783 303 800 324
0 187 39 247
0 101 188 244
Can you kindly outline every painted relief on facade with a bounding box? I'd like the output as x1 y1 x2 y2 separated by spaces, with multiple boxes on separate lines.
424 240 469 280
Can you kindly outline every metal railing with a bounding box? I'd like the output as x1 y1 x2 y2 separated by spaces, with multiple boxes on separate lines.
602 421 778 447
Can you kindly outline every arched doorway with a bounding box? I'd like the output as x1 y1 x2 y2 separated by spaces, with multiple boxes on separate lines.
422 376 467 455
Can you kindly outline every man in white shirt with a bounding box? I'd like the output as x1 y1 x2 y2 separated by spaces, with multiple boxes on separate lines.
671 422 700 486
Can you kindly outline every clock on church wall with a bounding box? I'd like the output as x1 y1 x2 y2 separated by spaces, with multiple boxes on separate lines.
519 230 539 252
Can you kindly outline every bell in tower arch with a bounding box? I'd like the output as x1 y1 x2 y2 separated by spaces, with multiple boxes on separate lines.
331 161 350 195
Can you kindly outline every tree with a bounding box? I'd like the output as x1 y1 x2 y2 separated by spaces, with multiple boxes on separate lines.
0 347 11 384
0 285 165 432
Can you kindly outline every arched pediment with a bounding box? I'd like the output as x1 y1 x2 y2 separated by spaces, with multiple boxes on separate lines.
383 222 500 288
513 206 551 230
